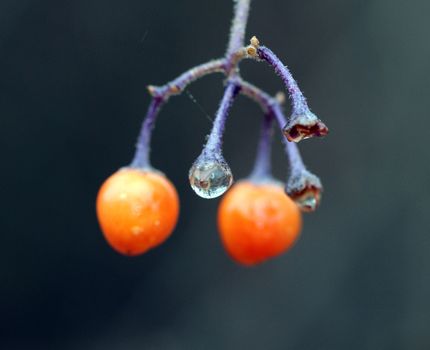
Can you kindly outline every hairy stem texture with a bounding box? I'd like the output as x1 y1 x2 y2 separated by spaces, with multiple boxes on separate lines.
226 0 252 56
257 46 309 115
131 97 163 169
204 81 241 155
250 113 273 181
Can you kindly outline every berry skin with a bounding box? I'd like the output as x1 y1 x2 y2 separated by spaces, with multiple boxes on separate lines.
218 181 301 266
96 168 179 256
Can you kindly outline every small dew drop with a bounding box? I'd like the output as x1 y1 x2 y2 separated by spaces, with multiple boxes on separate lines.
131 226 143 236
189 160 233 199
294 190 320 212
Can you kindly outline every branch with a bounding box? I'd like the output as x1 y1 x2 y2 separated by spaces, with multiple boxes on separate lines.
237 79 304 168
257 46 308 114
204 80 241 155
246 38 329 142
237 79 323 211
188 80 240 199
148 59 225 101
226 0 252 56
249 113 274 182
130 97 164 169
131 1 254 170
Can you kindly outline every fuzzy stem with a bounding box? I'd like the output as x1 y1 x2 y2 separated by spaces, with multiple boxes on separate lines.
285 141 305 174
204 81 240 155
131 0 253 168
226 0 252 56
130 97 163 169
256 46 309 114
149 59 225 100
249 113 273 181
272 104 306 172
239 79 274 113
238 80 306 173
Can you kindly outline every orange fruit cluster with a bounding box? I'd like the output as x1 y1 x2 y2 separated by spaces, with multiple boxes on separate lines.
96 170 301 265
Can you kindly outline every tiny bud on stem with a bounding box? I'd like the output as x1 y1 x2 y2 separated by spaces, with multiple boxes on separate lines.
250 36 260 47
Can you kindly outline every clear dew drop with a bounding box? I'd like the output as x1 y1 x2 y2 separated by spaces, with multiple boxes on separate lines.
294 190 320 212
189 160 233 199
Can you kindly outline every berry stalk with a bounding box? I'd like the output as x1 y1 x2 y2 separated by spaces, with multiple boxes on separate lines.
256 46 308 114
238 80 306 173
204 81 241 155
132 1 252 169
237 79 322 211
249 113 274 182
130 97 164 169
246 39 329 142
148 59 225 100
129 0 324 206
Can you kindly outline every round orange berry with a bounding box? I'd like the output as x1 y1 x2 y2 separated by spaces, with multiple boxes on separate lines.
218 181 302 265
96 168 179 256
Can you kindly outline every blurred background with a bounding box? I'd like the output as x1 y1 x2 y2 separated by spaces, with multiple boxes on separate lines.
1 0 429 349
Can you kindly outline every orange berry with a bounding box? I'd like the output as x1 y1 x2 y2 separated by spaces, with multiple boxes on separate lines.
218 181 301 265
96 168 179 256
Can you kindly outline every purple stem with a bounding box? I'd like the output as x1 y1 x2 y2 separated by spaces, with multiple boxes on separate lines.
131 60 225 168
239 79 306 173
130 97 163 169
271 104 306 172
204 81 240 155
249 113 273 180
226 0 252 56
151 59 225 100
285 141 306 174
130 0 253 169
257 46 309 115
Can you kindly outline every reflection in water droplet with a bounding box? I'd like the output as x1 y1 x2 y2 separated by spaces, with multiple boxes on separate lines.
189 160 233 199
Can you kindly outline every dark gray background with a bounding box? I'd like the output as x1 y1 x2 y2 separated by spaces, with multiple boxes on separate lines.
1 0 429 349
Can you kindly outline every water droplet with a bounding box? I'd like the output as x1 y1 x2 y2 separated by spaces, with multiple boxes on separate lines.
189 160 233 199
131 226 143 236
286 169 322 212
294 190 321 212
